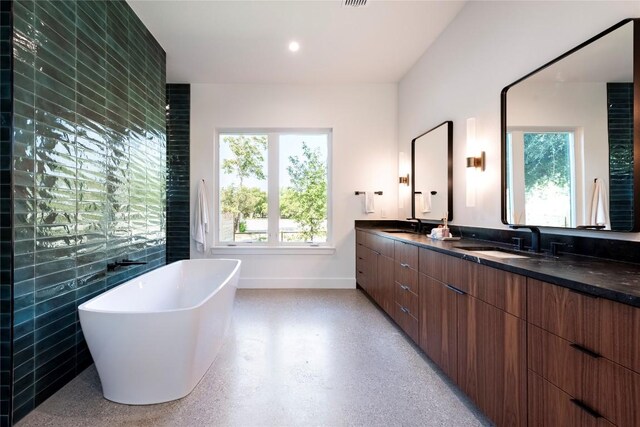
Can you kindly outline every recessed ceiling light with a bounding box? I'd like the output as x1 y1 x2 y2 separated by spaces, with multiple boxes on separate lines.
288 41 300 52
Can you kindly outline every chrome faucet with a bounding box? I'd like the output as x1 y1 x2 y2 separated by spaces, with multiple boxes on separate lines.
510 225 541 253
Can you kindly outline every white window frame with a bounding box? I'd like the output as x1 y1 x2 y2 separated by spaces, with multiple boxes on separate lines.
212 128 333 253
506 127 582 227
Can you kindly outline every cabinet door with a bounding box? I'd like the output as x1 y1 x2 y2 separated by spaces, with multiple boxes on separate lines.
458 294 527 427
377 254 395 315
419 273 458 382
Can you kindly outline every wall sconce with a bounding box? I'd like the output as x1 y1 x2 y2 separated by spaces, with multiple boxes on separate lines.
466 117 483 207
466 152 485 170
398 151 410 209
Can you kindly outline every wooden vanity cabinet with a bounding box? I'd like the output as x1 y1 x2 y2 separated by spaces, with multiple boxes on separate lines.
355 231 394 316
356 229 640 427
527 279 640 426
418 247 527 427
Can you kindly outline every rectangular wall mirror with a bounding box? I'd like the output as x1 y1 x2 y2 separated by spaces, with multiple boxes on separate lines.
412 121 453 221
501 18 639 231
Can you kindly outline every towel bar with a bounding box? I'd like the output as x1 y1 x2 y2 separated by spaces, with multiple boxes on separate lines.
354 191 383 195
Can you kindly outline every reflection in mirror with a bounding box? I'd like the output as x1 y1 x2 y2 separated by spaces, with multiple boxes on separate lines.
502 18 638 231
412 121 453 221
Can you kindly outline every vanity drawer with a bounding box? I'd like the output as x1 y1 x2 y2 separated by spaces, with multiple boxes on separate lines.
599 299 640 374
419 247 447 281
528 371 614 427
467 264 526 318
369 233 394 258
395 240 418 270
356 257 367 277
394 302 419 343
529 325 640 426
527 279 599 351
528 324 597 399
395 281 418 317
356 243 368 260
356 258 367 288
356 230 368 247
395 262 419 295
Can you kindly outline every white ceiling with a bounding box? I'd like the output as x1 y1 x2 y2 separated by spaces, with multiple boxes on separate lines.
127 0 465 84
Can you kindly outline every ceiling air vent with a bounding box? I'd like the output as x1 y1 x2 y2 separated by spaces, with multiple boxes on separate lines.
343 0 367 8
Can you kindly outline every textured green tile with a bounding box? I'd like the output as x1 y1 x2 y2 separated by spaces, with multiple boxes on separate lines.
10 0 167 422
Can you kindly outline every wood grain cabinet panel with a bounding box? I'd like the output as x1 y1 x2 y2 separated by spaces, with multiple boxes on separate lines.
356 230 368 247
528 324 598 399
394 240 418 270
418 248 446 282
394 302 419 343
473 266 526 318
443 255 475 294
458 294 527 427
364 247 378 301
376 254 395 316
599 298 640 374
419 273 458 383
527 279 599 352
528 371 614 427
394 262 419 295
598 359 640 427
369 234 394 258
528 327 640 426
394 281 419 319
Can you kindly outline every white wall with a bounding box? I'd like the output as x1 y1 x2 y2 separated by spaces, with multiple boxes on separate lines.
398 0 640 239
190 84 397 288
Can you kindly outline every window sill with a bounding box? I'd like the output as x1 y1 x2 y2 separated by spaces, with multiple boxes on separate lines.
210 246 336 255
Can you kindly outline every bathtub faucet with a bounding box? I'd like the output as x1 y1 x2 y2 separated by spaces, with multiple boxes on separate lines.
107 259 148 271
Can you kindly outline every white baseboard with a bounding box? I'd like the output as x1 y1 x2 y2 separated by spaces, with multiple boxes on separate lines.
238 277 356 289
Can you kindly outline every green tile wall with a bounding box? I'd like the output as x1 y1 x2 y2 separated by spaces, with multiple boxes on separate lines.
607 82 634 231
0 1 13 426
11 0 166 423
166 84 190 263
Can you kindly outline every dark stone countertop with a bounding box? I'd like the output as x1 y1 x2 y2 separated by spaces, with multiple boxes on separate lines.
356 226 640 308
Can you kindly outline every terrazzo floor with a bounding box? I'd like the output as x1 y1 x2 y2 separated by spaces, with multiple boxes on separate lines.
17 289 491 427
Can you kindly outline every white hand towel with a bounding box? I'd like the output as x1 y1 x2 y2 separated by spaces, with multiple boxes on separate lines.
192 180 210 252
364 191 375 214
590 178 609 228
422 193 432 213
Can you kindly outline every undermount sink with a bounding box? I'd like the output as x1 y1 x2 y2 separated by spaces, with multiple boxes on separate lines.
454 246 530 259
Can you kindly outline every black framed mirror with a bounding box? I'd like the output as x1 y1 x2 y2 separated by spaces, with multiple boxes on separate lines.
411 121 453 221
501 18 640 231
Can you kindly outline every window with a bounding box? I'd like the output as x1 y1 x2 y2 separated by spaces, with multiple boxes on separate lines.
217 130 331 246
507 130 576 227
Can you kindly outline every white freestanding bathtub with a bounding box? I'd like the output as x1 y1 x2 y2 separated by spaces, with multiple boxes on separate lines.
78 259 241 405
